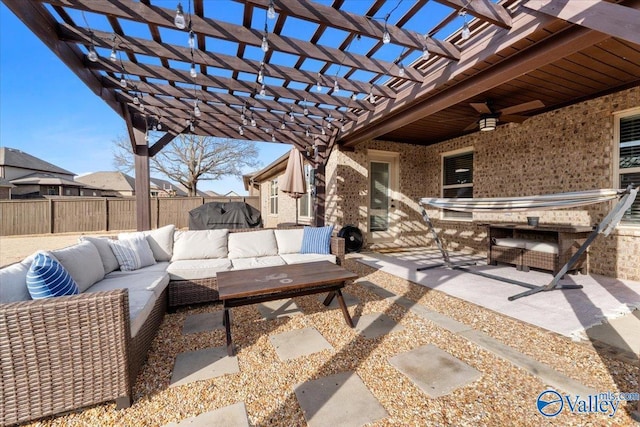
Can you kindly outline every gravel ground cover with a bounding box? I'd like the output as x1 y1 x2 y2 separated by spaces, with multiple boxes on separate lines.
18 258 638 426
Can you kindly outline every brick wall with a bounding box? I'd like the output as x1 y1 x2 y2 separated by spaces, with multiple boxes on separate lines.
326 87 640 280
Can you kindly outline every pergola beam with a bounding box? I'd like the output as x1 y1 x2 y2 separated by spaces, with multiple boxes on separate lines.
241 0 461 61
523 0 640 46
435 0 512 28
42 0 421 81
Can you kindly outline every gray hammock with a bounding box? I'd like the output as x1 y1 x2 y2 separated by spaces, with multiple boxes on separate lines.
417 186 638 300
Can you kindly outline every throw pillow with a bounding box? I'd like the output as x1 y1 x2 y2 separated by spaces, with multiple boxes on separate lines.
108 233 157 271
300 225 334 255
79 236 120 274
26 252 79 299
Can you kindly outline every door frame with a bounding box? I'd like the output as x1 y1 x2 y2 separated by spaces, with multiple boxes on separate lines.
367 149 399 243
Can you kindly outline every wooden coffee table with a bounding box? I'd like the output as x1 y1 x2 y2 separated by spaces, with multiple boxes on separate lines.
217 261 358 356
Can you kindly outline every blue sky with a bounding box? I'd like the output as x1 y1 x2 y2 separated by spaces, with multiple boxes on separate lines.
0 3 291 195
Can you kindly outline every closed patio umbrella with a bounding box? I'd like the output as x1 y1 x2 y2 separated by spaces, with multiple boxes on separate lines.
279 147 307 225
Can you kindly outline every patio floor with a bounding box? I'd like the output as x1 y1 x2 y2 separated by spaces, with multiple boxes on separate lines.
32 256 639 426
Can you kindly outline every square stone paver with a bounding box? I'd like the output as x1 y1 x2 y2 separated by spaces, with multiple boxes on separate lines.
353 313 405 339
389 344 482 398
170 346 239 387
163 402 250 427
294 371 388 427
182 311 224 335
269 327 333 361
257 298 303 320
318 291 359 309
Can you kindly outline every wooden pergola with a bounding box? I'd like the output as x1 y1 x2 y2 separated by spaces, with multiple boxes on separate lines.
4 0 640 229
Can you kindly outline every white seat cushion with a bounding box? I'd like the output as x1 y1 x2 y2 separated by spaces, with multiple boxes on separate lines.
172 229 229 261
274 228 304 254
524 241 559 254
93 263 170 297
128 290 157 338
167 258 232 281
280 253 336 265
493 238 527 248
142 224 175 262
228 229 278 259
230 255 286 270
50 241 105 292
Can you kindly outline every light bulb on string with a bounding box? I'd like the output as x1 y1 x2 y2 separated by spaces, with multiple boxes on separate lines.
259 84 266 97
333 79 339 93
461 21 470 40
321 127 326 135
422 46 430 60
261 35 269 53
369 91 376 104
289 111 295 122
267 0 276 19
238 126 244 136
188 31 195 49
271 133 276 142
250 117 256 127
174 3 186 29
189 121 195 132
382 22 391 44
303 99 309 116
316 74 322 92
258 69 264 84
398 62 405 77
156 121 162 131
87 44 98 62
110 47 117 62
305 128 310 138
280 122 286 130
241 113 246 121
119 75 127 88
190 62 197 78
133 94 140 105
351 93 357 101
242 117 248 126
194 105 201 118
326 121 332 130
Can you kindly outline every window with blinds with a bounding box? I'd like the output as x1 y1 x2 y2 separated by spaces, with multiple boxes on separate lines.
619 112 640 223
442 150 474 220
269 179 278 215
299 164 312 219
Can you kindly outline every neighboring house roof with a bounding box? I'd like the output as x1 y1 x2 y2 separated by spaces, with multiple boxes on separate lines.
0 147 75 176
245 151 290 185
75 171 136 192
10 172 85 187
224 191 241 197
0 177 15 188
204 190 221 197
149 177 188 196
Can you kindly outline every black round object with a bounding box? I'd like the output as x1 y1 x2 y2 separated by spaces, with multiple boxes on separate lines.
338 225 364 253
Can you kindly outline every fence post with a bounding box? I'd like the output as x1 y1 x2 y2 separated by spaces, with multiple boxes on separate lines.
49 198 54 234
104 198 109 231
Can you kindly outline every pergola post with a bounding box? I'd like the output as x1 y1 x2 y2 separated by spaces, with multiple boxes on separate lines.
132 130 151 231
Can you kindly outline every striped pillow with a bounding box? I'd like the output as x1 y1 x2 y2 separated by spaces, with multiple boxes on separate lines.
26 253 79 299
108 233 156 271
300 225 334 255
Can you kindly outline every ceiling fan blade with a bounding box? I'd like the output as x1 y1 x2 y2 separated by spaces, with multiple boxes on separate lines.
500 114 529 124
500 100 544 115
470 102 492 114
463 121 478 131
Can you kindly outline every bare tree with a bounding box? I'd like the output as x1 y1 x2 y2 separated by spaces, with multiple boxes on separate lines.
113 133 260 196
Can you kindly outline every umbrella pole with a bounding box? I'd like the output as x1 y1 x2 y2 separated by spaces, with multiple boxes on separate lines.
295 200 299 225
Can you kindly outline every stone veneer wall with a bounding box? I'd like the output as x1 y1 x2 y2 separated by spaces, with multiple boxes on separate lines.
325 86 640 280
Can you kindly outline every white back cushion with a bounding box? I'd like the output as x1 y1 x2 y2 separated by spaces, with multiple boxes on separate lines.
274 228 305 254
228 229 278 259
143 224 175 262
172 229 229 261
79 236 120 274
50 241 105 292
0 255 36 303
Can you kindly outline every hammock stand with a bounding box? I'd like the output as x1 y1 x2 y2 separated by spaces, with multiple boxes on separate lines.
417 186 638 301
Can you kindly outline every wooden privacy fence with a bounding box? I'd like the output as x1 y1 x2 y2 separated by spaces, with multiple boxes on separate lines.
0 196 260 236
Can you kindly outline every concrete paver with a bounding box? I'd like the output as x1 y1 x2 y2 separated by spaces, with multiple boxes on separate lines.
269 327 333 361
170 346 239 387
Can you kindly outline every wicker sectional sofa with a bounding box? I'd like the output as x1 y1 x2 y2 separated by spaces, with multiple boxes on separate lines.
0 225 345 425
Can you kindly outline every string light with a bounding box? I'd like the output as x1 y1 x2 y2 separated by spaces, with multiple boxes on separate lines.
87 32 98 62
193 99 201 117
333 79 339 93
369 89 376 104
174 3 186 29
398 62 405 77
280 121 286 130
351 93 357 101
259 84 266 97
321 127 326 135
258 67 264 84
119 74 127 88
156 120 162 130
133 94 140 105
271 133 276 142
289 111 295 122
190 62 197 78
188 30 195 49
305 128 310 138
189 121 195 132
422 46 430 60
110 47 117 62
250 116 256 127
382 19 391 44
238 125 244 136
460 10 470 40
303 98 309 116
316 73 322 92
267 0 276 19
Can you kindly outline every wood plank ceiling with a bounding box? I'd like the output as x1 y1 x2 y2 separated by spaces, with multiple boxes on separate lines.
3 0 640 155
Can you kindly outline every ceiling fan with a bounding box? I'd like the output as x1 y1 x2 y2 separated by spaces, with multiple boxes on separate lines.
464 99 545 131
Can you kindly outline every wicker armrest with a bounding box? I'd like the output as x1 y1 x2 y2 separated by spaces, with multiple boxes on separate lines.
331 236 346 265
0 290 132 425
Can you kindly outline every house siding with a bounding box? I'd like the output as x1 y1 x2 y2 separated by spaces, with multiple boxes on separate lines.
326 86 640 280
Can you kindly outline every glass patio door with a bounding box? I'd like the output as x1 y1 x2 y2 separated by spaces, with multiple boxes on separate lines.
368 151 398 242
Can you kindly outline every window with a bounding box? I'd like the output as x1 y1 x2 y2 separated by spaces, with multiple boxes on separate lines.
46 186 58 196
299 164 312 218
269 179 278 215
616 110 640 224
442 150 473 220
